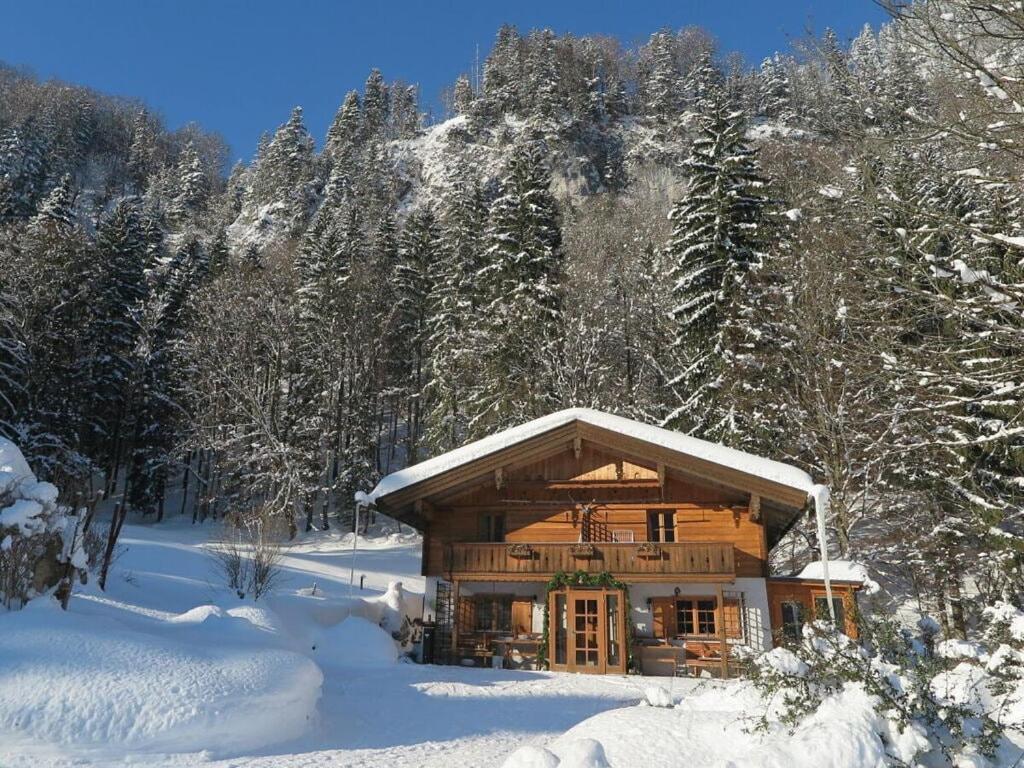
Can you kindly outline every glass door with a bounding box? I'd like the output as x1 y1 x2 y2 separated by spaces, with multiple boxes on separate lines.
548 588 626 675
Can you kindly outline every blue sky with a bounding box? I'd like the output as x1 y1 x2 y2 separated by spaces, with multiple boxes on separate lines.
0 1 887 162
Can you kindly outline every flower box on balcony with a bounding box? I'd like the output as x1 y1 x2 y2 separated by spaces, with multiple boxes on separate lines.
636 542 662 558
506 543 534 559
570 543 595 558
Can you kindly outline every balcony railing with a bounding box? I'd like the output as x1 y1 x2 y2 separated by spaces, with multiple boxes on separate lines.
444 541 735 581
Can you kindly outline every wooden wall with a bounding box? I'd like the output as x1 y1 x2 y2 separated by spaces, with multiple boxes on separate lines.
421 444 770 578
765 579 860 639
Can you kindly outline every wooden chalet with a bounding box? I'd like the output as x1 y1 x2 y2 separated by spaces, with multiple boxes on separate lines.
368 408 863 676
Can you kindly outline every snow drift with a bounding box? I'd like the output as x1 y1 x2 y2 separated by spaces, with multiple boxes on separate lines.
0 598 323 754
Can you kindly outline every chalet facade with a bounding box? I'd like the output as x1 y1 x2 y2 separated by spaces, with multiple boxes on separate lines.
368 408 861 676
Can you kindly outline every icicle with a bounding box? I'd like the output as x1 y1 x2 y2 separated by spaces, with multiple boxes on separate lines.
810 484 837 624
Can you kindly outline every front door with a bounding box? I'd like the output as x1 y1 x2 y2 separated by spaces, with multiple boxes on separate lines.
549 588 626 674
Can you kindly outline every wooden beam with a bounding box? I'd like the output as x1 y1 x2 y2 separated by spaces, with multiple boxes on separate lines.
495 466 504 490
573 436 582 460
657 462 666 487
716 582 728 679
451 579 461 659
413 498 435 521
749 493 761 522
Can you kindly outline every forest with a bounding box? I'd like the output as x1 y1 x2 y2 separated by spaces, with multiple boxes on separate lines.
1 0 1023 638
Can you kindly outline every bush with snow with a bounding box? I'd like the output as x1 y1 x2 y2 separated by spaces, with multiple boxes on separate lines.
748 612 1021 765
0 437 80 608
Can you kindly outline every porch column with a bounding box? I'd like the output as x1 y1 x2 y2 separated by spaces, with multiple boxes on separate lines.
716 582 728 678
451 579 460 661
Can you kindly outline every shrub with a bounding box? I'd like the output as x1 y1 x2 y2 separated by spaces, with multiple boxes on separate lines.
211 509 285 600
748 614 1017 766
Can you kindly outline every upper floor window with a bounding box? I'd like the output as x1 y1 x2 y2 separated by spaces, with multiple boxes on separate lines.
478 513 505 542
647 510 675 542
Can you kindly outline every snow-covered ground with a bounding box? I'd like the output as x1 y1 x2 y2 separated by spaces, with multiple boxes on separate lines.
0 518 688 767
2 517 1021 767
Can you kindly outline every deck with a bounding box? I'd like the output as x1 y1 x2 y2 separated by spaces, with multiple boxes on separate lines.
443 541 736 582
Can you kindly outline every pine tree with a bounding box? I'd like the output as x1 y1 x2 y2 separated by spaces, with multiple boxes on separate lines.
127 109 159 193
169 141 208 223
481 25 524 118
759 55 794 124
362 69 390 138
469 142 563 434
0 118 50 222
453 75 475 116
391 209 440 463
527 29 561 124
247 106 316 232
645 31 681 122
326 91 363 161
81 198 149 483
424 176 487 451
127 237 206 516
663 95 775 441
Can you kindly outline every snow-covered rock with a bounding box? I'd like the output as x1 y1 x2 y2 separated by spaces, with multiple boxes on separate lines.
313 615 398 667
642 686 673 708
501 745 561 768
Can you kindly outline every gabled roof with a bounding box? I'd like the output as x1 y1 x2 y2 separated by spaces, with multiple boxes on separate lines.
369 408 817 514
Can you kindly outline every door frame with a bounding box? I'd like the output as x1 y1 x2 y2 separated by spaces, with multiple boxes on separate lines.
547 586 627 675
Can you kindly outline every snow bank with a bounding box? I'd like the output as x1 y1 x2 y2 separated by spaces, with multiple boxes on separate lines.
313 616 398 667
502 745 561 768
0 599 323 754
370 408 815 503
550 682 928 768
642 686 673 708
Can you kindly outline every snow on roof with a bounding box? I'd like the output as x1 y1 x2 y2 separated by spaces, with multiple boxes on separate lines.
796 560 880 593
368 408 816 504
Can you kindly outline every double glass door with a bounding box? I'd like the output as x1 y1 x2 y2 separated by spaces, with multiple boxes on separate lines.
549 588 626 674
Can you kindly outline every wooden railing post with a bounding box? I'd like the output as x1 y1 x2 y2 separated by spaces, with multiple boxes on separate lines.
716 582 728 678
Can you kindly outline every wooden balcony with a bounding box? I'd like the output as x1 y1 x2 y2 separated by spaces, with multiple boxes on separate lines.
444 541 736 582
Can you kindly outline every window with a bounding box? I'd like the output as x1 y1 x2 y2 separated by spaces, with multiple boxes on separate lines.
647 510 676 542
611 529 634 543
478 513 505 542
781 601 804 645
473 595 513 633
814 596 846 630
675 598 717 636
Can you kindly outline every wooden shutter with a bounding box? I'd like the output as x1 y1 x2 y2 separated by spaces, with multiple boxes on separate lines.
512 598 533 635
651 597 678 639
723 598 743 639
457 597 476 636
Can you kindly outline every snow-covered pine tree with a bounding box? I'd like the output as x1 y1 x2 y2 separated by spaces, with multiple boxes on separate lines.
481 24 524 119
758 55 795 124
0 118 50 223
362 69 390 139
644 31 681 123
526 29 562 126
424 175 488 452
326 90 363 165
468 140 563 435
169 141 209 224
452 74 475 116
80 198 149 486
389 209 440 464
127 237 207 517
662 92 776 443
126 109 160 194
246 106 316 233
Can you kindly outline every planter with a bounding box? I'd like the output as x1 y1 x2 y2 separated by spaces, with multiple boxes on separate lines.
506 543 534 559
636 542 662 558
570 543 595 558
